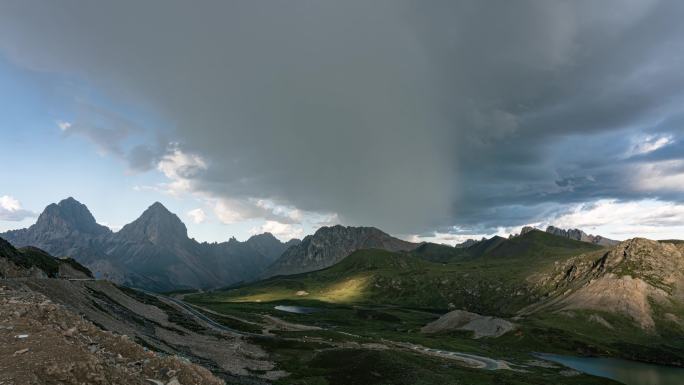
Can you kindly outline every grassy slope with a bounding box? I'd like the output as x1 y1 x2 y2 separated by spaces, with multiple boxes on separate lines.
14 246 61 277
409 242 471 263
1 237 93 278
194 231 602 315
186 298 619 385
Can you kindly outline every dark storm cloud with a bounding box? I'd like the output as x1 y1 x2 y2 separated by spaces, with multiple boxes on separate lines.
1 0 684 234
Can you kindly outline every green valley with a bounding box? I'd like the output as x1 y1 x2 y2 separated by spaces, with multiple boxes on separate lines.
184 230 684 384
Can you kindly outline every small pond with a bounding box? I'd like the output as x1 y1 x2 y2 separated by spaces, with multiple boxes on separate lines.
537 353 684 385
274 305 321 314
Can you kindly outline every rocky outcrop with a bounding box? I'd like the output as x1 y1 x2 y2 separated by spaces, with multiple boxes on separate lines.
526 238 684 330
0 283 225 385
520 226 537 236
263 225 417 277
545 226 618 246
421 310 515 338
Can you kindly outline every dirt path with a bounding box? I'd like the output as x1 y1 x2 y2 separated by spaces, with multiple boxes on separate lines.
389 341 511 370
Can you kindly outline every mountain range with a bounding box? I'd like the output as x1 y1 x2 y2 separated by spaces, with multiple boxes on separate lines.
1 197 621 291
1 198 297 291
3 201 682 381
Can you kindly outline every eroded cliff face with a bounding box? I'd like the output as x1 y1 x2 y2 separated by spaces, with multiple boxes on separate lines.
545 225 619 246
526 238 684 330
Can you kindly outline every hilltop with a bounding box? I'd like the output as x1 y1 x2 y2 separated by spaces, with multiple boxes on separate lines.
262 225 417 277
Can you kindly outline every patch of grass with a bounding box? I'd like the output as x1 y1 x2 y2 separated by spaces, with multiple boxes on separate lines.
269 347 617 385
190 233 602 316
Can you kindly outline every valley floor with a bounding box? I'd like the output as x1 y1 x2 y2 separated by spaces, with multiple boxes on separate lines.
3 275 681 384
184 296 624 385
1 276 623 385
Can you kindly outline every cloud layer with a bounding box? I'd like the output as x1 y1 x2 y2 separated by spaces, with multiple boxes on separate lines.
2 1 684 236
0 195 35 221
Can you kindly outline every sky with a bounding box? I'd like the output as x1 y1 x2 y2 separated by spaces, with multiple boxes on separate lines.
1 0 684 244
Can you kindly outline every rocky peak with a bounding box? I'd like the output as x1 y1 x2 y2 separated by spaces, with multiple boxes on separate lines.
115 202 187 245
246 232 278 243
309 225 401 244
520 226 538 236
263 225 418 277
32 197 110 237
455 239 480 248
245 232 291 262
284 238 302 248
601 238 683 272
546 225 618 246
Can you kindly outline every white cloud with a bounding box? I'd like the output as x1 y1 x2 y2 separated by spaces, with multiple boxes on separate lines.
407 232 487 246
156 146 208 196
551 199 684 240
0 195 36 221
57 120 71 131
628 134 674 156
99 222 122 232
187 208 207 224
408 223 539 246
250 220 304 241
254 199 303 223
632 159 684 193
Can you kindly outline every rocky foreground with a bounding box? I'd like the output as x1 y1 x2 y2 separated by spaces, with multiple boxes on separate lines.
0 283 223 385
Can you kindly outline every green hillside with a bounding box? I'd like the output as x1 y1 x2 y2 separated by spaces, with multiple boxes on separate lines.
409 242 470 263
480 230 603 260
0 237 93 278
194 231 602 314
464 235 507 257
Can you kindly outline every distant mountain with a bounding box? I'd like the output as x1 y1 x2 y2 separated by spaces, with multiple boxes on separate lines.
113 202 188 246
545 225 619 246
463 235 507 257
245 233 299 262
479 229 602 260
262 225 418 277
1 198 293 291
455 238 481 248
2 197 112 264
410 242 470 263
